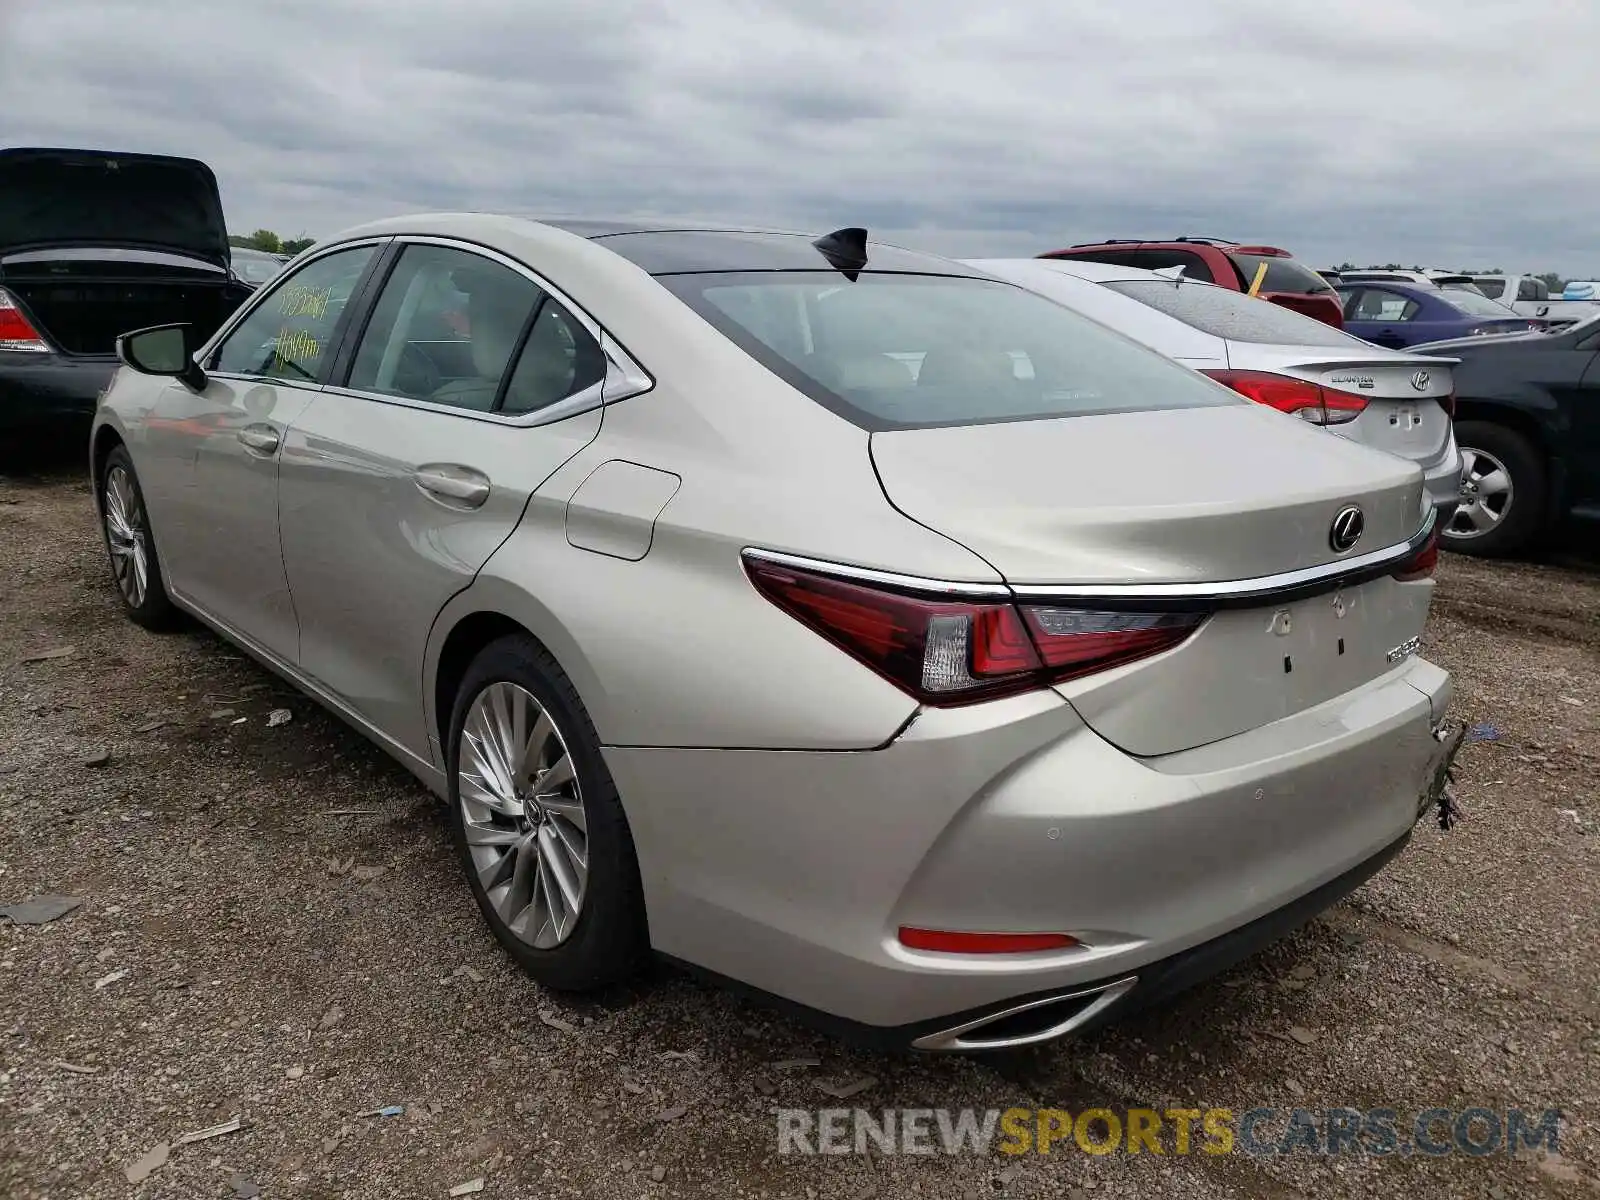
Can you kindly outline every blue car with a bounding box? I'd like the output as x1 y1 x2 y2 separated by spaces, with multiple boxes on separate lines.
1336 281 1541 348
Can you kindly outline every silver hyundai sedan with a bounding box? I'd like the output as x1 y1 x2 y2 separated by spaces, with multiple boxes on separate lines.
90 216 1463 1052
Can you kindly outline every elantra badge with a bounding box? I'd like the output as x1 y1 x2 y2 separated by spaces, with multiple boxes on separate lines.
1329 505 1365 554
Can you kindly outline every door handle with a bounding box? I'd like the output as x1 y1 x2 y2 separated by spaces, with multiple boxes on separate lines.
414 464 491 509
238 424 281 455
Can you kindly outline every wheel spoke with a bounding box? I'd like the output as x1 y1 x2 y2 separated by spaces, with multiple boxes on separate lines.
456 680 590 951
1474 468 1510 498
539 794 586 834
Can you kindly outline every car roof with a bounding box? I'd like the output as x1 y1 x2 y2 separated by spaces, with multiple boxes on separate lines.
324 213 984 278
547 222 979 276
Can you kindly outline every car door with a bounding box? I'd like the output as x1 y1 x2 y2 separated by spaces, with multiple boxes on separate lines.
140 242 382 660
1341 287 1421 348
276 239 609 761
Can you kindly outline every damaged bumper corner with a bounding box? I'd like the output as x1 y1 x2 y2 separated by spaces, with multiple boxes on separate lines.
1421 719 1467 830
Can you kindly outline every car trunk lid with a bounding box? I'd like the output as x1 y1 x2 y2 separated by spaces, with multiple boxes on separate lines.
0 147 230 269
1235 345 1457 465
870 404 1433 755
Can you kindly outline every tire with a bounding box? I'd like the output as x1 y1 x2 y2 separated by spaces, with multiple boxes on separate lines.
446 634 649 991
1442 420 1547 559
98 446 181 630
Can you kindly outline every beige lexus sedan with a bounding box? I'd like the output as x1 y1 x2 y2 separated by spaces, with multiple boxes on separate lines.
90 214 1463 1052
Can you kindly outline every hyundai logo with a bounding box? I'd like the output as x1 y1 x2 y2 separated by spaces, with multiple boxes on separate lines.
1329 505 1365 553
1410 370 1430 391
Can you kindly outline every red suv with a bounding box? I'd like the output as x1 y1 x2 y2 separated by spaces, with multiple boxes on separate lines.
1037 238 1345 328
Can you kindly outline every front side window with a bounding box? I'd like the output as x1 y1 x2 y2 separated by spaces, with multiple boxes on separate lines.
661 271 1241 431
347 244 542 410
1131 249 1217 283
1517 278 1548 302
1103 279 1364 346
212 245 376 380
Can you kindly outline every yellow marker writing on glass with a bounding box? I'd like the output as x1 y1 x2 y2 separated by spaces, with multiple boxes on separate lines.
1247 262 1269 297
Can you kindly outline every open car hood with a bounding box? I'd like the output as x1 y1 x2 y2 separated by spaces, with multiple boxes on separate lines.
0 147 230 269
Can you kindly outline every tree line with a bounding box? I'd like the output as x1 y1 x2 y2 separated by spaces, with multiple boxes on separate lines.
228 230 316 256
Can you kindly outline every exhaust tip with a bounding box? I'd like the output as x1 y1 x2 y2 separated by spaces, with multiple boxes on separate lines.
909 976 1138 1053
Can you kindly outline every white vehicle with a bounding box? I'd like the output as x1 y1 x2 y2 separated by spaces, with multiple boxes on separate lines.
1336 269 1485 294
968 258 1462 521
1463 275 1600 328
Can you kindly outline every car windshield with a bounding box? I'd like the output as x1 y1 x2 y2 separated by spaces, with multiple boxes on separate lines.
660 271 1241 431
1102 279 1363 346
1440 289 1520 317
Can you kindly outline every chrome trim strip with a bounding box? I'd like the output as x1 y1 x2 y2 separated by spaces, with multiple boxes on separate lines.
740 547 1011 599
195 236 394 363
910 975 1139 1052
197 233 657 419
744 509 1437 609
318 379 611 429
1011 508 1438 603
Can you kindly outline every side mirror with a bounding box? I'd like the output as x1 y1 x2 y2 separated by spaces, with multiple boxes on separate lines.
116 323 208 392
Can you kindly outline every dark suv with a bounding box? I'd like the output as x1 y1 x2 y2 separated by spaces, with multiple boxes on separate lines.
1038 238 1345 328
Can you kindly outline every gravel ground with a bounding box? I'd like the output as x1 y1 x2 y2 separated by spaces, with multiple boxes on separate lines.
2 453 1596 1200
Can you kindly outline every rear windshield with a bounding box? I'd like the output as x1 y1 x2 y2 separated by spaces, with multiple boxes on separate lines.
659 271 1240 431
1472 277 1507 300
1439 289 1520 317
1227 254 1337 296
1103 279 1363 346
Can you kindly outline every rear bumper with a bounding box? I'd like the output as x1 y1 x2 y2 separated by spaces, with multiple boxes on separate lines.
1422 432 1463 521
0 353 113 431
605 656 1453 1041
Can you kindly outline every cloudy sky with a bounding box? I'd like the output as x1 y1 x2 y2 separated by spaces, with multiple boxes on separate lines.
3 0 1597 272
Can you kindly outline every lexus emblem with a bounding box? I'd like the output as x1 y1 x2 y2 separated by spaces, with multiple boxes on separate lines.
1410 370 1430 391
1329 505 1365 553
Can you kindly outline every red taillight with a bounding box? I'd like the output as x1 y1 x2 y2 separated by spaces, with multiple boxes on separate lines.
1440 391 1456 418
743 557 1207 707
0 288 49 353
1201 369 1367 426
898 927 1080 954
1393 531 1439 582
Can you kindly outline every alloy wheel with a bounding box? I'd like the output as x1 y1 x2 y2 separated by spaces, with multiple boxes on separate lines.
103 466 149 608
1446 446 1514 541
457 681 589 949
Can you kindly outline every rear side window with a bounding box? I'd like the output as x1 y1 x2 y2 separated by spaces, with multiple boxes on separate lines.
1439 289 1519 318
1228 253 1337 296
1102 280 1365 346
660 271 1240 431
1516 278 1548 302
1128 249 1217 283
1346 288 1421 322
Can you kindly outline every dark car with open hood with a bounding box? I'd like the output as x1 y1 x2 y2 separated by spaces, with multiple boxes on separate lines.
0 147 254 442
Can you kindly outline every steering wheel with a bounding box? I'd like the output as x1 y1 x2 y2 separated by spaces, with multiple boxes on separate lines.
392 343 442 397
